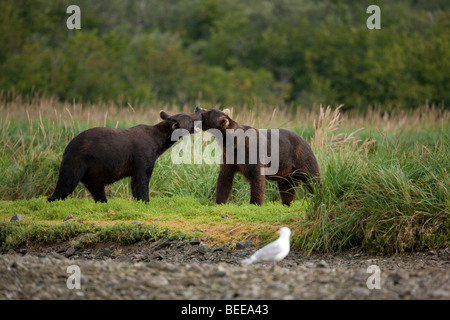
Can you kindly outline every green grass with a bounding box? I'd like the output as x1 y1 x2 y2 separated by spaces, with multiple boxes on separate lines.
0 196 304 225
0 220 197 250
0 196 305 250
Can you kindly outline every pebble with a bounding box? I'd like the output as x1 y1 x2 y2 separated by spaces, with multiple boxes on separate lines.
101 248 112 257
10 214 24 222
317 260 329 268
198 243 212 254
189 238 200 245
65 247 76 258
63 214 73 222
149 275 169 287
236 240 252 250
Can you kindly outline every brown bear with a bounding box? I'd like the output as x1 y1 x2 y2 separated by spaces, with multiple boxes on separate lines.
194 106 322 206
47 111 200 203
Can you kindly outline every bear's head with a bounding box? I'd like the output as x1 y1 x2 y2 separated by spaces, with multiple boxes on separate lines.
160 111 201 134
194 106 236 131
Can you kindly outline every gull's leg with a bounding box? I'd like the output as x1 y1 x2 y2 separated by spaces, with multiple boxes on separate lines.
270 261 277 270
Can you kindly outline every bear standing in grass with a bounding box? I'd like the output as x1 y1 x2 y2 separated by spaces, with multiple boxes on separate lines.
195 106 322 206
48 111 200 203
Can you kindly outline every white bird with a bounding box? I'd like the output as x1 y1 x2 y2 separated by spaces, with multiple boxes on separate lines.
241 227 291 267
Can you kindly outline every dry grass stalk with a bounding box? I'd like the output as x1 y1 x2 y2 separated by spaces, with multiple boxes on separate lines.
311 104 375 154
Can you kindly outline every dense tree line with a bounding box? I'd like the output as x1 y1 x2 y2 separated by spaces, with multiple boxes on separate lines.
0 0 449 110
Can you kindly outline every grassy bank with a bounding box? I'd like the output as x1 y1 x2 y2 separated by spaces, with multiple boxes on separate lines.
0 99 448 254
0 196 303 250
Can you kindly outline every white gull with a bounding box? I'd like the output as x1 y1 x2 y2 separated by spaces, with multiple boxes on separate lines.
241 227 291 267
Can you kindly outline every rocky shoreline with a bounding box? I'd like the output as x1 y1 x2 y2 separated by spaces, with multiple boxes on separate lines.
1 239 449 300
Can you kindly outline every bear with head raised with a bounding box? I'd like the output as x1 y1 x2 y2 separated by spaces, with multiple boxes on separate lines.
48 111 199 203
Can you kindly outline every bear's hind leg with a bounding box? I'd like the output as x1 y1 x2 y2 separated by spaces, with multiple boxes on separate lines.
131 176 138 199
84 184 107 203
277 179 297 206
47 165 84 202
215 166 236 204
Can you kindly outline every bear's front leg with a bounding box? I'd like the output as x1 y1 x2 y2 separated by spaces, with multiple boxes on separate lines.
133 170 153 203
277 179 297 206
133 174 150 202
215 165 236 204
249 174 266 206
132 158 155 203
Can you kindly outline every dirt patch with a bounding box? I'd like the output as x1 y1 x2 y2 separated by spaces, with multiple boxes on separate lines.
39 218 284 246
1 239 449 300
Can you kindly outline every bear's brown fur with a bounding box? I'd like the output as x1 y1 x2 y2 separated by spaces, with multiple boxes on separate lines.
48 111 200 203
195 106 322 206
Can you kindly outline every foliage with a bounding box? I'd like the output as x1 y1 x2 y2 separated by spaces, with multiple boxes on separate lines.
0 0 449 109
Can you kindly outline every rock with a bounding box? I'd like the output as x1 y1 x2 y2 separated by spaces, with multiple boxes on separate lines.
430 289 449 299
56 247 67 254
214 245 229 252
212 265 228 277
65 247 76 258
115 255 128 262
189 238 200 245
151 252 163 260
236 240 252 250
149 275 169 287
101 248 112 257
50 252 65 260
221 214 231 219
350 287 370 297
10 261 24 269
317 260 329 268
63 214 73 222
132 254 145 261
10 214 24 222
198 243 212 254
152 240 171 250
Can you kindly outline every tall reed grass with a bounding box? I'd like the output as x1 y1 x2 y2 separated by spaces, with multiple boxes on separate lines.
295 105 449 253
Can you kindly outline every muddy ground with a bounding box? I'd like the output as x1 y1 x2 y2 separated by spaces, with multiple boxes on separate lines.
1 239 449 300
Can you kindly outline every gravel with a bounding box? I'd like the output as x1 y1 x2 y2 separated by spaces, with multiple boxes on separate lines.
1 240 449 300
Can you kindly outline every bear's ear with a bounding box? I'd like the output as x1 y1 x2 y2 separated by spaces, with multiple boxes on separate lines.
171 120 179 131
218 116 229 129
223 108 231 117
160 111 170 120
